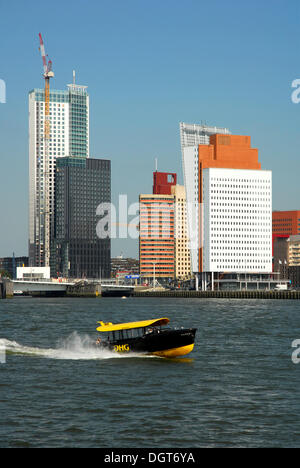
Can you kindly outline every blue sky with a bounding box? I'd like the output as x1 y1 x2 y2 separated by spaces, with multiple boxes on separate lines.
0 0 300 258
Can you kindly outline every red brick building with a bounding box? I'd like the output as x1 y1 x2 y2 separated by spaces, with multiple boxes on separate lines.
153 171 177 195
272 211 300 237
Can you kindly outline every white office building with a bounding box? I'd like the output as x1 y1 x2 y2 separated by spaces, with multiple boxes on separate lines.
28 82 89 267
17 267 51 281
181 128 274 290
180 123 232 276
202 168 272 273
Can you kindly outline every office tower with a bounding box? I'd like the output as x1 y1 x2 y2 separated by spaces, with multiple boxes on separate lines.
285 236 300 267
139 172 191 283
171 184 192 280
273 234 300 282
180 123 233 272
272 211 300 274
52 156 111 279
273 236 289 278
139 193 175 283
0 256 29 279
179 122 231 152
182 133 272 289
287 235 300 288
28 81 89 267
202 167 272 272
272 211 300 237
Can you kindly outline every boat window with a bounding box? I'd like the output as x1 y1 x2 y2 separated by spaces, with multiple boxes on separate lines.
146 326 158 334
130 328 142 338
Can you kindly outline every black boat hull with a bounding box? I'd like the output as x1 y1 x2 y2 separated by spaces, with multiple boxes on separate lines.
101 328 197 358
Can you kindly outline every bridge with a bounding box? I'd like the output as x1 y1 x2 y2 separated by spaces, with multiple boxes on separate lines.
13 280 75 295
8 280 134 297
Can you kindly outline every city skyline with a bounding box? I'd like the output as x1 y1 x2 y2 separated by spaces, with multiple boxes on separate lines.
1 0 300 259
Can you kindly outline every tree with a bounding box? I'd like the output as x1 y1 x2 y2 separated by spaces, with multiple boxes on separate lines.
0 270 12 279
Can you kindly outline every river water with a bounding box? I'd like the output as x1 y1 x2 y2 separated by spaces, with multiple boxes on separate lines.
0 296 299 448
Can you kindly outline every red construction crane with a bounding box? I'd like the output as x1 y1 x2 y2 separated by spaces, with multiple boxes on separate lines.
38 33 54 267
38 33 54 139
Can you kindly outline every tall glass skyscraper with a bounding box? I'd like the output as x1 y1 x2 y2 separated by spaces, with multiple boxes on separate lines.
52 157 111 279
28 81 89 267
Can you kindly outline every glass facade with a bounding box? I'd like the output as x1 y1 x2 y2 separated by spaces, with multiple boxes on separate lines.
31 88 69 103
69 87 89 158
51 157 111 279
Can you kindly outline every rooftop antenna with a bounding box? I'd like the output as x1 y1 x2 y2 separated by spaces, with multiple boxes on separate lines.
73 70 76 85
155 157 158 172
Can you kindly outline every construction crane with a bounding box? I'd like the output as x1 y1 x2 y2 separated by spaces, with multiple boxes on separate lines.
38 33 54 267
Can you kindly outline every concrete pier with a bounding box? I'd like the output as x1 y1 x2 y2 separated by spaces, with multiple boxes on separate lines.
0 279 14 299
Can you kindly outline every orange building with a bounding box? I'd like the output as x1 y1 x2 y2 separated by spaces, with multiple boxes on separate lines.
272 211 300 237
139 194 175 281
198 134 261 171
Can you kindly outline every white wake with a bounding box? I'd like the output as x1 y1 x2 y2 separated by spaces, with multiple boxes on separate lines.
0 332 146 361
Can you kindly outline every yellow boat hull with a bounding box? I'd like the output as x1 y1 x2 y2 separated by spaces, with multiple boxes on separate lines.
151 343 195 358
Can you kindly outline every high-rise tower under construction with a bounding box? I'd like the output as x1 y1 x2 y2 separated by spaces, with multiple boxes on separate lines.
28 80 90 266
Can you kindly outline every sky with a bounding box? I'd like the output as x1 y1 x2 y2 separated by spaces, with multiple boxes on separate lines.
0 0 300 259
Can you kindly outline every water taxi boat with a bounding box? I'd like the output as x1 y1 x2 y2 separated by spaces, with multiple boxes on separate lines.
96 317 197 358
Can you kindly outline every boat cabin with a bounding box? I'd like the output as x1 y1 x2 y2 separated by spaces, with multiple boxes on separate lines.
96 318 170 342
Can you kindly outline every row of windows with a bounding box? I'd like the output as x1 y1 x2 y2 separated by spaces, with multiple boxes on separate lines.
210 190 270 196
210 228 270 233
211 265 269 270
210 203 271 210
210 177 271 184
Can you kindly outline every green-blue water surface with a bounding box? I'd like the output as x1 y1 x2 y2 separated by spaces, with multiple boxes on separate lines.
0 297 299 448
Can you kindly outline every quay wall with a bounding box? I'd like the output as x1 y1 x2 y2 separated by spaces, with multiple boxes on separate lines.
66 283 101 298
0 280 13 299
2 281 299 300
133 290 300 300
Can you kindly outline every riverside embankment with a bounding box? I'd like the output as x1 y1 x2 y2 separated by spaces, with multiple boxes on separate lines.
133 289 300 300
2 280 300 299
